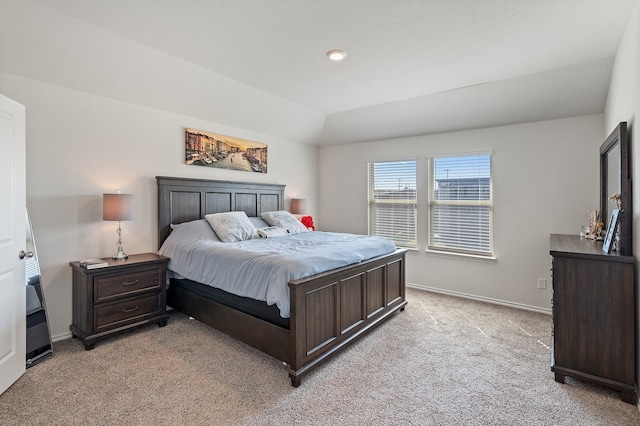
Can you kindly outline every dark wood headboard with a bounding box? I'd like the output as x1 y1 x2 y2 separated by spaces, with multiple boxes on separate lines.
156 176 285 248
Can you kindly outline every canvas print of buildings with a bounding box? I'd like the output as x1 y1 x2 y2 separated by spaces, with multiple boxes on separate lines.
185 128 268 173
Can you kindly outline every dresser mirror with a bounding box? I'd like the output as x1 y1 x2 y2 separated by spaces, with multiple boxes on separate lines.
600 122 630 255
25 206 54 367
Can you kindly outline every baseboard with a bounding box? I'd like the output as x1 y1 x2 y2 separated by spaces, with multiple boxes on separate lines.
52 331 73 342
406 282 552 315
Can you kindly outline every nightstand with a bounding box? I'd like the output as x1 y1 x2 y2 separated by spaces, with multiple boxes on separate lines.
69 253 169 350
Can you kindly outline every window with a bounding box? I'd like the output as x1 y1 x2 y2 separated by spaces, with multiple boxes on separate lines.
368 160 417 248
427 154 492 256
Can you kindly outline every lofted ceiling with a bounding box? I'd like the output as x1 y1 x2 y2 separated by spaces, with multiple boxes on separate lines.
27 0 639 144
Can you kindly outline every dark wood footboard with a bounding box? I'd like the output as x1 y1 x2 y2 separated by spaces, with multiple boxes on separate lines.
167 248 407 387
288 248 407 386
157 176 407 386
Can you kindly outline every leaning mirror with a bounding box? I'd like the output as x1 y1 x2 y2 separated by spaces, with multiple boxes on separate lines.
25 206 54 367
600 122 630 255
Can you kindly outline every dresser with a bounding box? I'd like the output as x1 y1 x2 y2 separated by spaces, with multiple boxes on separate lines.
550 234 636 403
70 253 169 350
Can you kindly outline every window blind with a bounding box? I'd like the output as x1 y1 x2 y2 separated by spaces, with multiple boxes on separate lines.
368 160 417 248
428 154 493 256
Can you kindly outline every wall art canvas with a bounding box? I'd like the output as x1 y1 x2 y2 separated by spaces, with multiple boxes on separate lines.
185 128 268 173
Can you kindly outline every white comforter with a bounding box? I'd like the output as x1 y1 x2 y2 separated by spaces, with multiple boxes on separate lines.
158 220 396 318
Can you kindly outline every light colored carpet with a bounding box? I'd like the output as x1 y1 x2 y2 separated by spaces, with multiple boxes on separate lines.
1 288 639 425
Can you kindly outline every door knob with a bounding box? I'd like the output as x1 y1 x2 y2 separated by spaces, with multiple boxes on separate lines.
19 250 34 259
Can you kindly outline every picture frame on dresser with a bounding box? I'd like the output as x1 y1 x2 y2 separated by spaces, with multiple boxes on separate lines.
602 208 620 254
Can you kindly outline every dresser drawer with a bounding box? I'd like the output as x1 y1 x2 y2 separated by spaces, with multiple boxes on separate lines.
95 292 162 332
94 267 162 303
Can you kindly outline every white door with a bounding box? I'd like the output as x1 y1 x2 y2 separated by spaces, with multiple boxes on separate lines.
0 94 26 395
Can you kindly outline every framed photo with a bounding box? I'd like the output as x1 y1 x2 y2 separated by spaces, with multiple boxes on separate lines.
184 128 268 173
602 209 620 254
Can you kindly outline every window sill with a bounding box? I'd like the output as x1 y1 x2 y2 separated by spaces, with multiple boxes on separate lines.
398 246 419 252
424 249 496 263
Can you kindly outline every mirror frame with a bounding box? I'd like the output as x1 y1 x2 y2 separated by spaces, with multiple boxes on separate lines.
600 122 630 255
25 205 54 367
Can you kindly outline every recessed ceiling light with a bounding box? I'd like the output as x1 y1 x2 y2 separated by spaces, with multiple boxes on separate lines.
327 49 347 61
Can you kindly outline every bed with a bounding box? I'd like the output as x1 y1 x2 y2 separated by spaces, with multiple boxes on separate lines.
156 176 407 386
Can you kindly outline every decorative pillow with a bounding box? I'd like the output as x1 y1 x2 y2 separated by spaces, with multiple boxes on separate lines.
204 211 257 242
256 226 289 239
169 219 221 242
260 210 308 235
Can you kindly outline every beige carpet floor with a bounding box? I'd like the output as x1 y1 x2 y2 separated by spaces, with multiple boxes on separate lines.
1 288 639 425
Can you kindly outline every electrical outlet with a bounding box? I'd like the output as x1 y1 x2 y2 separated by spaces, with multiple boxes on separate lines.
537 278 547 289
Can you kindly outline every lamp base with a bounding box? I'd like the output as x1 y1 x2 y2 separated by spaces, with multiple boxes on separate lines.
112 246 128 261
112 221 128 260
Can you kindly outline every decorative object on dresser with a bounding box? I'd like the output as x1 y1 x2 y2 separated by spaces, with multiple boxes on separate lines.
69 253 169 350
156 176 407 387
601 209 620 254
549 234 635 403
103 193 134 260
584 209 602 240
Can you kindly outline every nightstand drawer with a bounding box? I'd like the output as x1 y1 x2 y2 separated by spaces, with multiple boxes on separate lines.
95 267 162 303
95 292 161 332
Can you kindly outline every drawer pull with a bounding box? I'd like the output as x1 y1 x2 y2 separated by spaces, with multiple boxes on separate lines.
122 280 139 286
122 306 139 313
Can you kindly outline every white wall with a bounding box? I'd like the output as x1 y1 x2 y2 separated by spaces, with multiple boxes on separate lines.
318 115 604 311
0 1 321 341
603 0 640 401
0 73 318 340
0 1 325 145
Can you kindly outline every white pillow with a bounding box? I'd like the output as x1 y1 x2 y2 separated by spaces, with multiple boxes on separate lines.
204 211 257 242
169 219 221 242
260 210 308 235
256 226 289 238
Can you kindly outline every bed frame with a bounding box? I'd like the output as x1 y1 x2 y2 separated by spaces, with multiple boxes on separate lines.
157 176 407 386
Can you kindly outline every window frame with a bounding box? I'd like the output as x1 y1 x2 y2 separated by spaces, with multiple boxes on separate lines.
367 159 418 249
426 152 494 258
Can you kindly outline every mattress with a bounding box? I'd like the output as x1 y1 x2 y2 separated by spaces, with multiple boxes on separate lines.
158 219 397 318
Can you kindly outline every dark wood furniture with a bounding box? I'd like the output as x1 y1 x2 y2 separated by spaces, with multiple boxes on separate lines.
600 122 630 255
70 253 169 350
550 234 636 403
157 176 407 386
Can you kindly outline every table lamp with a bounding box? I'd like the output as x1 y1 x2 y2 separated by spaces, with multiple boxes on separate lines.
103 193 134 260
290 198 306 215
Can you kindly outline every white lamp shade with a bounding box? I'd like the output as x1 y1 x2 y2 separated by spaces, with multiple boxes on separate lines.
103 193 134 221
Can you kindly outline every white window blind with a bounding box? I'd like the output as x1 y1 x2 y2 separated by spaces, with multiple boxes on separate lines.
428 154 493 256
368 160 417 248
